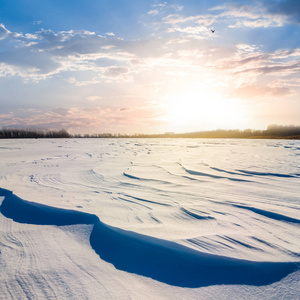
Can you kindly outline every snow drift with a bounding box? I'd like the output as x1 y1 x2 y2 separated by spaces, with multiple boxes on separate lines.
1 187 298 288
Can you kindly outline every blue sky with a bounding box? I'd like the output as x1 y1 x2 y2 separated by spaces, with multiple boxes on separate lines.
0 0 299 134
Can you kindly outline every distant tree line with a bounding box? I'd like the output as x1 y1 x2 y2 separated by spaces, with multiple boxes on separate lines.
158 124 300 139
0 128 71 139
74 125 300 139
1 125 300 139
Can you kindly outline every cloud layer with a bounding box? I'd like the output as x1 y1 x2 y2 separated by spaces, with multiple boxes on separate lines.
0 1 299 133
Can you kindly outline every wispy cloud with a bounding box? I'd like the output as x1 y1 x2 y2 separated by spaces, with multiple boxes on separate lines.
147 2 183 17
210 0 300 28
147 9 159 16
164 14 216 26
0 23 11 39
260 0 300 24
231 82 296 99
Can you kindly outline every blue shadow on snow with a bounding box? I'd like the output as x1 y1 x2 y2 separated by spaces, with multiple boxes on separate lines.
0 187 298 288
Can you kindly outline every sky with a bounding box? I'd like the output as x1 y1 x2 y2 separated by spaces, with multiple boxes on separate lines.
0 0 299 134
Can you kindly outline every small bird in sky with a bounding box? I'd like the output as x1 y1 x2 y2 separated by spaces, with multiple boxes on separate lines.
211 29 215 33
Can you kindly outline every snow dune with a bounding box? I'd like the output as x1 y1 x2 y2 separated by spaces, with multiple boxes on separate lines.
0 138 300 299
0 187 298 288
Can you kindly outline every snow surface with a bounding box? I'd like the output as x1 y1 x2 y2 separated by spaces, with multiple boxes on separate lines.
0 138 299 299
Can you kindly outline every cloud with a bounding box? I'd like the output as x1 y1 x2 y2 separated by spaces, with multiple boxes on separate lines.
157 1 297 35
231 82 296 99
168 25 210 37
235 61 300 76
0 26 134 80
219 53 270 70
147 10 159 16
49 108 69 116
273 78 300 88
0 104 163 134
228 18 283 28
103 66 129 77
32 20 42 25
236 44 259 52
209 43 300 101
0 17 298 135
67 76 100 86
218 45 300 81
147 2 183 17
211 0 300 28
0 20 271 86
0 24 10 39
0 47 61 78
159 1 287 38
261 0 300 24
207 4 279 29
0 23 297 89
164 14 216 26
153 2 167 8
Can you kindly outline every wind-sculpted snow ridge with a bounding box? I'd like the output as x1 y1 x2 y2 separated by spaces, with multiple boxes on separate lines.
236 169 299 178
232 204 300 224
0 187 298 288
180 207 215 220
179 164 252 182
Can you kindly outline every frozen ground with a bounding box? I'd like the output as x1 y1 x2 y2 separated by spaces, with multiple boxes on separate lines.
0 138 299 299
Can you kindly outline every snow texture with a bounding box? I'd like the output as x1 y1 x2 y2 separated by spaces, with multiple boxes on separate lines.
0 138 299 299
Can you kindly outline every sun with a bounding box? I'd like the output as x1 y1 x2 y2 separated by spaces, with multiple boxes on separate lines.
164 83 248 132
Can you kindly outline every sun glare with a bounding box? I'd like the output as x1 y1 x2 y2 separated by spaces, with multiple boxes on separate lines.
164 84 247 132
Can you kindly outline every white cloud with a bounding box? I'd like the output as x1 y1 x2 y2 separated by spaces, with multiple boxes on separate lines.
32 20 42 25
211 2 287 28
162 4 286 31
236 44 260 53
168 25 211 39
164 14 215 26
147 2 183 18
228 18 283 28
147 10 159 16
0 24 11 39
153 2 168 8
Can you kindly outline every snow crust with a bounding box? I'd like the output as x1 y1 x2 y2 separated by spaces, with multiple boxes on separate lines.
0 138 299 299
